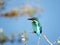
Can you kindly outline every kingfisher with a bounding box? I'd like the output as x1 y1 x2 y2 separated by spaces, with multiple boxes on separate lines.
28 17 53 45
28 17 42 36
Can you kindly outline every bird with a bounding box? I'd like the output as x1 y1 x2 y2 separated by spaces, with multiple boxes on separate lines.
28 17 53 45
28 17 42 36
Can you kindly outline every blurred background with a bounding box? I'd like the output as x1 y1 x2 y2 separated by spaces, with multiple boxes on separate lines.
0 0 60 45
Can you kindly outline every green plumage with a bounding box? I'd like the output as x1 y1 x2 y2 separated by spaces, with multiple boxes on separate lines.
32 17 42 36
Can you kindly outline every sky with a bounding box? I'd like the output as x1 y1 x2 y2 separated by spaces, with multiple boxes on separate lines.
0 0 60 45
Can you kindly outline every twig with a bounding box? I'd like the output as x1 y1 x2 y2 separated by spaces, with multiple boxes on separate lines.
41 32 53 45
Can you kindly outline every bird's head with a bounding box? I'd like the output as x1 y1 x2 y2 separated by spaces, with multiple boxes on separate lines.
28 17 39 22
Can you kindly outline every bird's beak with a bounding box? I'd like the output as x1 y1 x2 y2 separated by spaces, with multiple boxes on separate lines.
28 18 34 20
